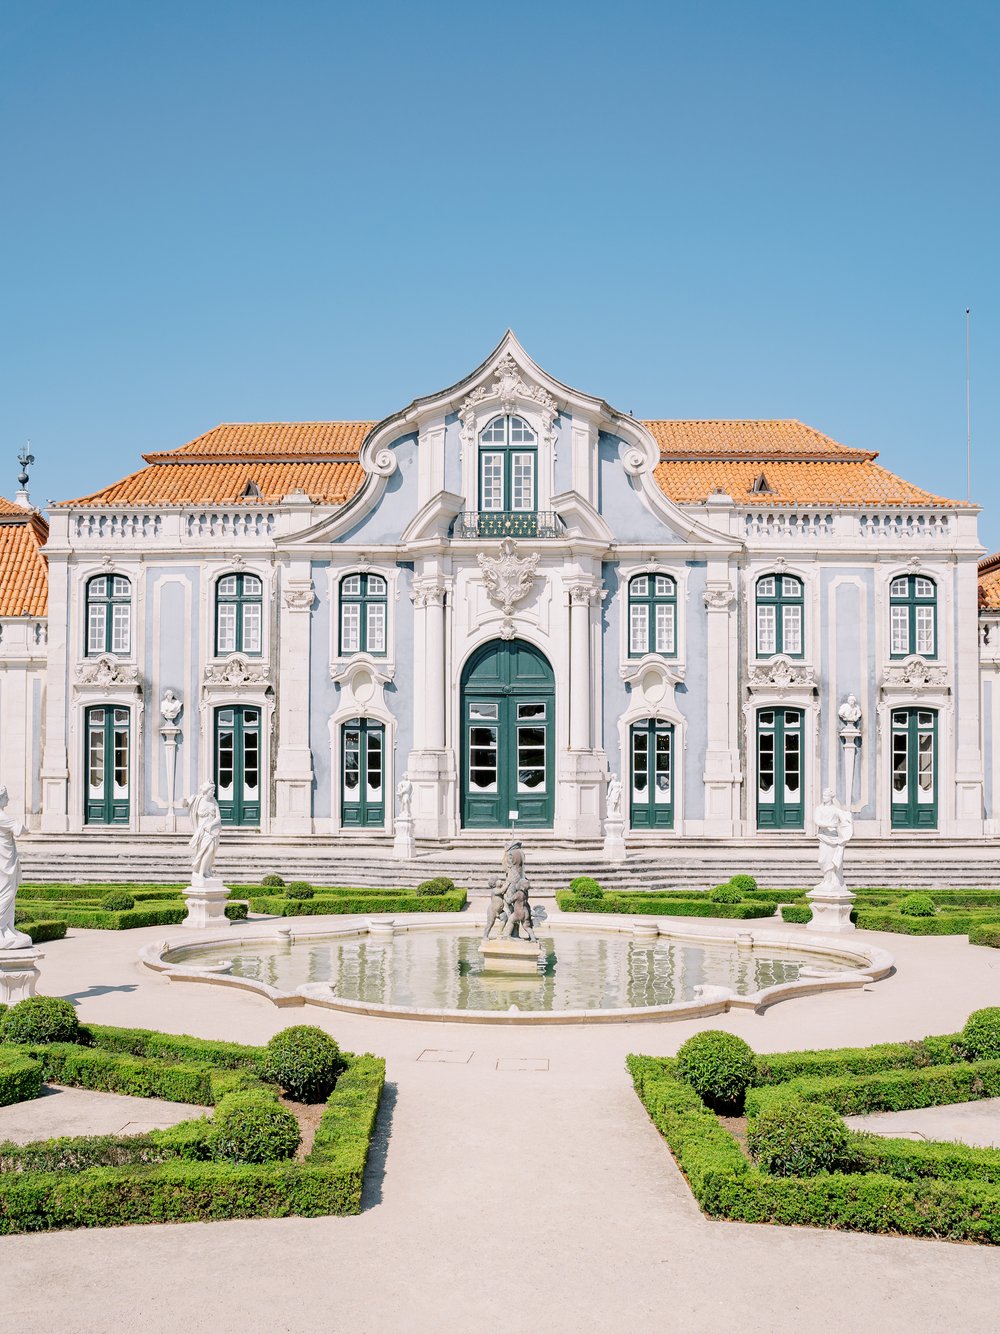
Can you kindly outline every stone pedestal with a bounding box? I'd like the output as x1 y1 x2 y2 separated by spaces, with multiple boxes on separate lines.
603 817 626 861
182 879 231 930
839 726 861 808
393 816 415 860
161 723 180 833
0 947 42 1003
478 937 543 973
806 879 856 933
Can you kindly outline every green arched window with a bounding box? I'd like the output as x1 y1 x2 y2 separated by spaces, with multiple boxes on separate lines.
889 575 936 658
215 573 263 656
478 415 537 519
755 574 804 658
628 574 677 657
339 573 387 656
86 574 132 656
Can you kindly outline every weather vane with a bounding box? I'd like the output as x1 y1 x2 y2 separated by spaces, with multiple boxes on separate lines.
15 443 35 506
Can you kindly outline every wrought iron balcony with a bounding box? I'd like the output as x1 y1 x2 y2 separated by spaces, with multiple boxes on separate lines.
451 511 564 539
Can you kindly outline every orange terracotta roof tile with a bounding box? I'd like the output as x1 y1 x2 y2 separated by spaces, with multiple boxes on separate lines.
979 553 1000 611
143 421 374 462
642 419 873 460
0 506 48 617
654 459 966 509
64 461 366 509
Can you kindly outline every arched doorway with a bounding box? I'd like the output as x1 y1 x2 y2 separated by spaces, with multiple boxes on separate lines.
460 639 555 829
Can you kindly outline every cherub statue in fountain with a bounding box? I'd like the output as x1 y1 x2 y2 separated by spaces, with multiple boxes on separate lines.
483 841 538 942
0 786 32 949
184 781 222 884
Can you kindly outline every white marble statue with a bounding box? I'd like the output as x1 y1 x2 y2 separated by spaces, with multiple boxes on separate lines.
814 788 854 893
160 690 182 723
0 787 31 949
396 772 413 818
184 781 222 883
606 773 623 821
837 694 862 731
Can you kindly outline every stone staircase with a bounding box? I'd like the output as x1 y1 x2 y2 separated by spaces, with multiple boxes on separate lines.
17 832 1000 893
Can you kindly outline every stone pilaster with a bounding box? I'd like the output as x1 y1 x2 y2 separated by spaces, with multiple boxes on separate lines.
407 578 456 838
273 568 315 831
702 580 741 835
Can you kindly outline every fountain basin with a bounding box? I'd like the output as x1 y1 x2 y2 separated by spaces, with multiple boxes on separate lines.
139 913 893 1023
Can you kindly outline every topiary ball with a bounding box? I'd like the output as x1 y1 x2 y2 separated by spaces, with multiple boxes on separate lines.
710 884 742 904
747 1100 851 1176
570 877 604 900
899 893 936 918
1 996 81 1045
100 891 136 912
729 875 758 893
962 1007 1000 1059
416 877 453 896
286 883 315 901
209 1091 300 1164
261 874 286 889
675 1030 757 1112
262 1025 341 1103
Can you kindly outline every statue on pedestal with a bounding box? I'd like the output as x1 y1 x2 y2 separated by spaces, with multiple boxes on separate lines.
184 782 222 884
396 772 413 818
814 788 854 893
0 787 31 949
606 773 623 821
483 841 537 943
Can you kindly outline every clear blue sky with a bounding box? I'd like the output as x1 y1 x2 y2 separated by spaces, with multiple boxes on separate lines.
2 1 998 545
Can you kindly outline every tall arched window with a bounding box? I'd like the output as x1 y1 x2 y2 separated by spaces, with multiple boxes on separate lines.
478 414 537 529
889 575 936 657
215 573 263 655
756 574 804 658
339 573 387 655
628 574 677 657
86 574 132 656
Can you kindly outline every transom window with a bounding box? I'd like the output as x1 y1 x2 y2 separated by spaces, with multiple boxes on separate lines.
215 573 263 656
628 574 677 657
478 415 537 514
889 575 936 658
339 573 387 656
756 574 804 658
86 575 132 656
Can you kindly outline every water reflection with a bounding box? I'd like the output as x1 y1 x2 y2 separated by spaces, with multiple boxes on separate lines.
166 928 859 1013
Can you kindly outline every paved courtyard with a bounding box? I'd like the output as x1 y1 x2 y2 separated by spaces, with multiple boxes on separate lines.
4 918 1000 1333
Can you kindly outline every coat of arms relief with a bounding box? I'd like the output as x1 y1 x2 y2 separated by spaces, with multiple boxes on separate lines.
478 539 540 639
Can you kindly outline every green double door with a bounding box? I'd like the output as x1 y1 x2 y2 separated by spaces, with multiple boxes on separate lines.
215 706 261 826
630 720 674 828
461 640 554 829
84 706 130 825
342 718 385 828
756 708 804 829
891 708 938 829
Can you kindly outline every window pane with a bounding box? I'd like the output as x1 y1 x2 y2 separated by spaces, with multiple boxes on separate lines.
88 717 105 796
367 574 386 597
218 576 238 597
784 734 801 797
343 730 360 793
511 453 535 511
242 574 262 597
892 734 908 794
757 605 776 655
111 603 131 655
758 734 775 799
341 575 361 597
914 577 934 598
632 731 649 796
480 452 504 510
243 726 259 800
890 606 910 655
782 604 802 655
469 726 498 792
630 605 649 655
480 416 506 443
917 732 934 799
113 724 129 799
469 702 498 720
366 730 383 800
655 604 675 654
217 603 237 654
217 726 235 800
242 602 262 654
90 577 107 599
654 732 671 802
516 725 545 792
341 604 360 653
654 575 674 597
757 576 775 598
366 602 386 654
890 578 907 597
915 606 934 655
630 576 648 597
112 575 130 597
782 577 801 598
517 702 545 719
88 603 107 654
509 415 535 443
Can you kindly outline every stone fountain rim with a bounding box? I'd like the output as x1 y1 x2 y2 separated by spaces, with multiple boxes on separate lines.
137 912 895 1024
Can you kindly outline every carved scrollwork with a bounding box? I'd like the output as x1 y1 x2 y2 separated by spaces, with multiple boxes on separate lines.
282 582 315 611
459 354 558 450
478 539 540 616
621 447 646 477
203 654 271 688
881 656 948 690
75 655 141 689
370 448 398 478
411 581 447 609
747 655 817 695
703 585 736 611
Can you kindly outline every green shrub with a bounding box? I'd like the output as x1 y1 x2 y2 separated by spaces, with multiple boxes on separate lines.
263 1026 341 1103
0 1053 43 1107
18 920 68 945
248 891 466 915
899 893 936 918
261 874 285 888
970 924 1000 949
208 1091 300 1164
962 1009 1000 1060
286 883 315 901
569 876 604 900
781 905 812 925
729 875 758 892
2 997 81 1046
416 876 455 896
710 884 742 904
100 891 136 911
747 1100 851 1176
225 902 248 921
675 1030 756 1113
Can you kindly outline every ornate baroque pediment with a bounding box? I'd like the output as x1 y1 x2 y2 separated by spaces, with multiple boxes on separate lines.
459 354 558 448
747 655 817 696
478 539 540 617
881 656 949 691
203 654 271 689
75 655 140 690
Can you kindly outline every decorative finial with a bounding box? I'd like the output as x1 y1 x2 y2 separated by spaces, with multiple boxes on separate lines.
15 444 34 508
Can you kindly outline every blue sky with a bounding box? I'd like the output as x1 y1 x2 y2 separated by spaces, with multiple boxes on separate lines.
2 1 998 544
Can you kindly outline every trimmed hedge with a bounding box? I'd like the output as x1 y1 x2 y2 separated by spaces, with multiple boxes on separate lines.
249 891 467 915
1 998 80 1046
17 920 68 944
628 1035 1000 1244
0 1034 385 1232
853 909 997 936
87 1024 268 1070
780 905 812 925
24 902 248 930
0 1053 43 1108
556 893 778 919
18 884 185 902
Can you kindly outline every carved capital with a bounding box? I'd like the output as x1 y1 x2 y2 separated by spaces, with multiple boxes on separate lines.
283 582 315 612
703 585 736 611
411 581 447 609
569 583 603 608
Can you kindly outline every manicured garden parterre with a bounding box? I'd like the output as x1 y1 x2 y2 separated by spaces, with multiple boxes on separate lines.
0 997 384 1233
629 1008 1000 1245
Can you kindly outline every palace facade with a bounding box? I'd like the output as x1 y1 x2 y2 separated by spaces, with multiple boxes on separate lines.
2 333 999 847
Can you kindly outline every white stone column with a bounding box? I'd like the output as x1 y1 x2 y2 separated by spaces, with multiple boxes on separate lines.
161 724 181 832
408 578 455 839
702 580 740 836
953 557 985 833
568 583 597 750
274 568 315 832
559 579 605 839
40 555 71 831
422 584 447 750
